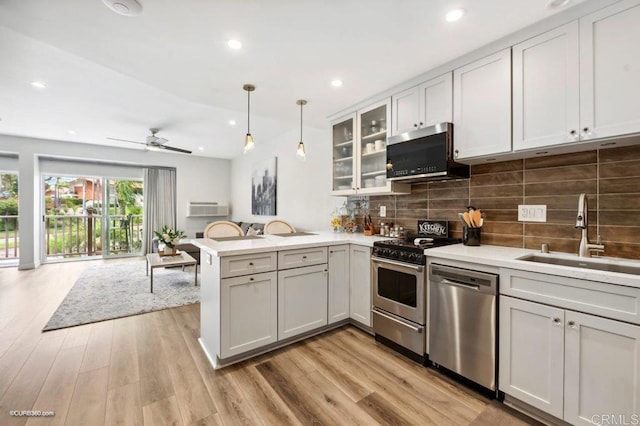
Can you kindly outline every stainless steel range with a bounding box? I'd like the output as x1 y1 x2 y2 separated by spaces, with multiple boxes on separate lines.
371 221 460 363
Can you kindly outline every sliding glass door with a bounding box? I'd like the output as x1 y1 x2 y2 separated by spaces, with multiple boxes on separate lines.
42 175 144 261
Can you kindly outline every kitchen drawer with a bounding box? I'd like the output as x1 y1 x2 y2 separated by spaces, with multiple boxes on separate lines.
221 252 277 278
278 247 328 270
500 268 640 325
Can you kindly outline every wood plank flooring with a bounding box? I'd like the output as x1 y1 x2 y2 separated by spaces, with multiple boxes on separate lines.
0 260 538 425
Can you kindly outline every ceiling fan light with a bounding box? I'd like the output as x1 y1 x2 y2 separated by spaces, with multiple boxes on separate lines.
244 133 254 154
296 141 306 161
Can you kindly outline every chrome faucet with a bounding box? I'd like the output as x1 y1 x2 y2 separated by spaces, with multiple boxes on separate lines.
575 193 604 257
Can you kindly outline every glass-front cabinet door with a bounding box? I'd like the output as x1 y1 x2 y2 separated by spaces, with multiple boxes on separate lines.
357 98 391 194
331 114 356 195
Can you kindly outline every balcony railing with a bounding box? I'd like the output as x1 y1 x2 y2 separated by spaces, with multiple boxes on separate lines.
0 215 18 259
45 213 143 258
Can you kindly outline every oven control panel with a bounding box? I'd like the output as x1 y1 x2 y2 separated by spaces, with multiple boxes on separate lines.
372 247 425 265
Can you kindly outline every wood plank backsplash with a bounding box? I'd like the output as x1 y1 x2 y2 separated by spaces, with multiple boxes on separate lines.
368 144 640 259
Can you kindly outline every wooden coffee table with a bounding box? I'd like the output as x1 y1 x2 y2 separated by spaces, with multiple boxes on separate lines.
145 251 198 293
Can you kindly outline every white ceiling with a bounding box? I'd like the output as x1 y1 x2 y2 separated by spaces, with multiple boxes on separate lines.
0 0 583 158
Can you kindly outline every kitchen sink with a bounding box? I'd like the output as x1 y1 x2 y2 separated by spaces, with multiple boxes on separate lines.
518 254 640 275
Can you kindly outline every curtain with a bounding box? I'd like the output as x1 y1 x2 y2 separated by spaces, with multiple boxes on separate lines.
143 167 177 254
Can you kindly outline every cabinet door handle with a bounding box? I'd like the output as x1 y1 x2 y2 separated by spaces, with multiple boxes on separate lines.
302 255 307 260
414 123 418 127
419 122 423 126
552 317 562 325
454 149 459 159
582 127 593 138
567 320 577 328
248 262 254 266
249 277 254 281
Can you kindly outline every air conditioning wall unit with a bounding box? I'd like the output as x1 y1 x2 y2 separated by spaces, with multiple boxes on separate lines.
187 202 229 217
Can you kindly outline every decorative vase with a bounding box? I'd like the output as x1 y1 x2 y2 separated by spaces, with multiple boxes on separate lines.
164 246 175 255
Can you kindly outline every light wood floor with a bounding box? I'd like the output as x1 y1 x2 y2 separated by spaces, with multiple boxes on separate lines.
0 260 538 426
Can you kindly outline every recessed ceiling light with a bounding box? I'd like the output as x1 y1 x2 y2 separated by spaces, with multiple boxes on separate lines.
31 81 46 89
228 119 237 126
68 130 76 135
227 39 242 50
545 0 571 9
198 146 204 151
331 79 343 87
445 8 466 22
101 0 142 16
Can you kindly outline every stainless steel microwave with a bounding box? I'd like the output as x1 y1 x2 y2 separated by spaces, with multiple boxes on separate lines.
386 122 469 183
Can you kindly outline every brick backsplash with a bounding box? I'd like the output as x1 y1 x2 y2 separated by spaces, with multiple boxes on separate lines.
368 144 640 259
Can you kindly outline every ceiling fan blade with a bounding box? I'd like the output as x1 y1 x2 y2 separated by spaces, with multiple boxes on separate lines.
159 144 192 154
107 137 146 145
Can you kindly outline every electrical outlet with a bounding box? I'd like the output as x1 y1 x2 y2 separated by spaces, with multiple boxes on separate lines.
379 205 386 217
518 205 547 222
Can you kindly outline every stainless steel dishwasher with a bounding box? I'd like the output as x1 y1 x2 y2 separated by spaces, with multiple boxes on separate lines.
428 263 498 391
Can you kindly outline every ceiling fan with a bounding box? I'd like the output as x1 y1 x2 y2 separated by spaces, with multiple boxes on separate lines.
107 128 192 154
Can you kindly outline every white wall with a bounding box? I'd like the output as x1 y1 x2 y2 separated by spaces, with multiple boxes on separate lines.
230 125 345 231
0 135 230 269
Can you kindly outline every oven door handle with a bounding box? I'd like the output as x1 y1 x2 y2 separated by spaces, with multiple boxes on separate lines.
373 308 423 333
371 256 423 272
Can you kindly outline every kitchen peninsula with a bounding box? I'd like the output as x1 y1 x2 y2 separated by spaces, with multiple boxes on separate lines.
192 232 387 369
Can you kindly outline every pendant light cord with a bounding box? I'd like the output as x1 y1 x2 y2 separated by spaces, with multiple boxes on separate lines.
300 102 303 141
247 90 251 134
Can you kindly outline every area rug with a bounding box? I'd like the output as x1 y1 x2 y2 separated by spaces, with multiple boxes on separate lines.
43 260 199 331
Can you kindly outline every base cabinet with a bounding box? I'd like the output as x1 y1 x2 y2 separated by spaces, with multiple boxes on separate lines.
328 244 350 323
220 272 278 358
278 264 328 340
349 245 371 327
500 295 640 424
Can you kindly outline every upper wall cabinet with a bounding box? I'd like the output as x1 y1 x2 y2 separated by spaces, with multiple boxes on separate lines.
391 72 453 136
453 49 512 160
331 99 410 196
513 22 580 151
331 113 356 195
580 0 640 141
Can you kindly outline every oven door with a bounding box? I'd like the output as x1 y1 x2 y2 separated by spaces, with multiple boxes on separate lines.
371 256 425 325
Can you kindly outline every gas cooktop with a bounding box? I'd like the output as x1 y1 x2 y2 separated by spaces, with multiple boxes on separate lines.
372 236 461 265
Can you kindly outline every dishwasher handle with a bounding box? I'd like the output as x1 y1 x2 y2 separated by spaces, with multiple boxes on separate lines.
438 278 480 291
430 263 498 295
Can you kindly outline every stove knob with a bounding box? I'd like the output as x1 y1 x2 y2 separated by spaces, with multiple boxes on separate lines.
409 253 420 263
399 251 407 260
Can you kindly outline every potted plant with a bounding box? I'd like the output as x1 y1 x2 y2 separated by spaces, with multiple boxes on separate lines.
154 225 186 255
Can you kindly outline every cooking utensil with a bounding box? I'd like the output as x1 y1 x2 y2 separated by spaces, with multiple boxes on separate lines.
462 211 473 227
472 210 482 228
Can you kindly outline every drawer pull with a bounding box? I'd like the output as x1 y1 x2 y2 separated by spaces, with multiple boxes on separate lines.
248 262 254 266
249 277 254 281
552 317 562 325
567 320 577 328
302 255 307 260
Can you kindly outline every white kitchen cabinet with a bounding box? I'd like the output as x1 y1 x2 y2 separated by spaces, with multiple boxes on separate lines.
349 244 371 327
331 100 409 196
564 310 640 425
278 263 328 340
512 22 580 151
580 0 640 142
220 271 278 358
500 295 640 424
499 296 565 419
328 244 350 324
331 113 356 195
453 48 512 160
391 72 453 136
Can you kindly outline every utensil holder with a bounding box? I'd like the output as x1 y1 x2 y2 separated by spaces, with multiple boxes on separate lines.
463 227 481 246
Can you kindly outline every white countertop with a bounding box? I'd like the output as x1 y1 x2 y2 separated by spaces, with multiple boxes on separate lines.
192 231 389 256
425 244 640 288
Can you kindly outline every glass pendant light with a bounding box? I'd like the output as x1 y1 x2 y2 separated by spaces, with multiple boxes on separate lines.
296 99 307 161
243 84 255 154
